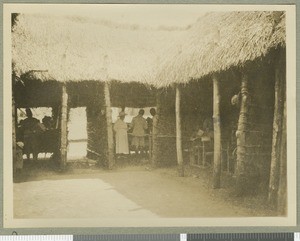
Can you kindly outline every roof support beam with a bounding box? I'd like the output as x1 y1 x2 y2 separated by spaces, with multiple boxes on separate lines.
60 84 68 170
151 93 160 168
12 93 17 175
212 75 221 189
269 48 286 208
175 85 184 177
235 73 252 195
277 97 287 215
104 82 115 169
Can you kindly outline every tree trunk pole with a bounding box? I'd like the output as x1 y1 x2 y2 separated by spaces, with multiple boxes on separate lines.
269 49 285 207
12 94 17 174
104 82 115 169
277 97 287 215
151 93 160 168
236 74 250 194
175 85 184 177
213 75 221 189
60 84 68 170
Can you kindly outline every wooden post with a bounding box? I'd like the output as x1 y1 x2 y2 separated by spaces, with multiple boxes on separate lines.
104 82 115 169
236 74 250 194
60 84 68 170
268 49 285 206
212 75 221 188
151 93 160 168
277 98 287 215
175 85 184 177
12 94 17 174
149 133 152 159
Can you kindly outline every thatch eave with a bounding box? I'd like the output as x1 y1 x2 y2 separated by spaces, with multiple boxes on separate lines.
14 70 157 108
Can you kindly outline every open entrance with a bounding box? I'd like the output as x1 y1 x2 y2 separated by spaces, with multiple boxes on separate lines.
67 107 87 160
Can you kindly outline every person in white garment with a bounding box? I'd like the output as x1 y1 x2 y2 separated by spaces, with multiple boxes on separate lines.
113 111 129 155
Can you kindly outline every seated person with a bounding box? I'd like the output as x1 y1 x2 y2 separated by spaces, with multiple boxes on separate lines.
41 116 53 130
21 108 45 161
202 117 214 140
190 117 214 142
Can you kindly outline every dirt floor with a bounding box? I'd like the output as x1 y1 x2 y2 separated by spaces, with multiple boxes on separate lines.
13 157 277 219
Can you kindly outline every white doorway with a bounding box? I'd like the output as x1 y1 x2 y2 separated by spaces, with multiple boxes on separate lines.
68 107 87 160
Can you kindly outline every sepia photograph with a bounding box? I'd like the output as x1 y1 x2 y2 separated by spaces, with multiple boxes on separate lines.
3 4 296 227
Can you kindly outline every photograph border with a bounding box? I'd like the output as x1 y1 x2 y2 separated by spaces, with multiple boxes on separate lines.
1 1 298 233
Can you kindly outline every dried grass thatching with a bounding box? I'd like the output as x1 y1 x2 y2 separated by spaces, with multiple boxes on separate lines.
156 11 286 87
13 12 285 88
12 14 185 84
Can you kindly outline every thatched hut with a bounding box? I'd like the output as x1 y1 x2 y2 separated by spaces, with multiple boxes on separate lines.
156 11 286 210
12 11 287 213
12 13 185 169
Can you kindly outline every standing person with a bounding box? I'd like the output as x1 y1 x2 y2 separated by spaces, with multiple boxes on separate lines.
21 108 43 162
113 111 129 155
149 108 157 132
130 109 148 155
146 108 156 133
148 108 157 158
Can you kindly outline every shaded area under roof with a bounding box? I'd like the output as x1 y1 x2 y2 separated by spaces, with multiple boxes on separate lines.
14 71 157 108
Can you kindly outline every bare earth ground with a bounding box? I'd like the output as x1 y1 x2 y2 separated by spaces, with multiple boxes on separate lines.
14 158 277 219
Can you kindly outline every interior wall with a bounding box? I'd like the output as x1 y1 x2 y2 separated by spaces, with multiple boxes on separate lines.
177 59 276 194
217 61 276 193
14 79 62 108
154 88 177 167
219 70 242 172
110 81 157 108
67 81 104 108
85 84 108 166
247 60 276 192
181 77 213 147
86 104 108 165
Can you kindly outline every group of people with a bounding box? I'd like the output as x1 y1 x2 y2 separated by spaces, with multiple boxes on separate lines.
113 108 157 157
17 108 55 163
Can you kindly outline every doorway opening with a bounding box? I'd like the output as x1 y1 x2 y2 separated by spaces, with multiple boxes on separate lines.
67 107 87 160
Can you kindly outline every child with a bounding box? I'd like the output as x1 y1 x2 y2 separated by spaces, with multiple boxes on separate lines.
15 141 24 173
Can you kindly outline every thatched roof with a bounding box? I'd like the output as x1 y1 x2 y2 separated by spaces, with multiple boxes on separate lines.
13 12 286 89
12 14 185 84
156 11 286 87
